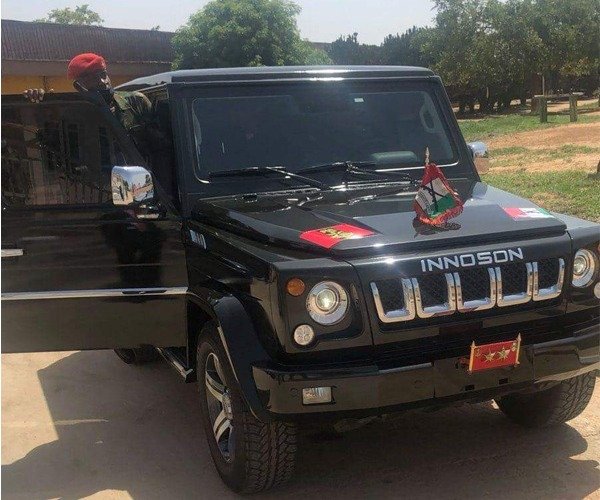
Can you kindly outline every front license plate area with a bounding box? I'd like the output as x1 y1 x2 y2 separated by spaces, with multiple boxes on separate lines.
433 336 530 398
469 335 522 373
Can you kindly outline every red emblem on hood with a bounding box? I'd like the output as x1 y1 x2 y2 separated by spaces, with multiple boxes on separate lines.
300 224 375 249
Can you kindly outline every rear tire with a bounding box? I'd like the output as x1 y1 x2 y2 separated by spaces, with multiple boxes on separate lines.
114 346 160 364
496 371 596 427
196 323 297 493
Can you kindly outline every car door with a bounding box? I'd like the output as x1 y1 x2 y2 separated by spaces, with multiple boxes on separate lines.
1 93 188 352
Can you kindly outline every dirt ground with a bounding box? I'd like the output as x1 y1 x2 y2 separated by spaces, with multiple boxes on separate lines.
489 120 600 150
487 112 600 173
2 351 599 499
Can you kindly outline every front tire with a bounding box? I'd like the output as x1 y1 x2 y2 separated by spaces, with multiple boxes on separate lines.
197 323 297 493
496 371 596 427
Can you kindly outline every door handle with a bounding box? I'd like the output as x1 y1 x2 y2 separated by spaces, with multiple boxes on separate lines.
135 203 165 220
1 249 24 258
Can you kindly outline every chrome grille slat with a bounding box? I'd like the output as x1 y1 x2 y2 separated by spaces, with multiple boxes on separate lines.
454 267 496 312
412 273 456 318
371 258 564 323
496 262 533 307
532 258 565 301
371 279 415 323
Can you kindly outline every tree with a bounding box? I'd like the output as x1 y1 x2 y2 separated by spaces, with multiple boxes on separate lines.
172 0 330 69
530 0 600 93
380 26 432 67
327 33 381 65
419 0 597 112
35 4 104 25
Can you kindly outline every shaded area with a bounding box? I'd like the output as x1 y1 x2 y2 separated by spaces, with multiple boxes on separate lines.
2 351 599 499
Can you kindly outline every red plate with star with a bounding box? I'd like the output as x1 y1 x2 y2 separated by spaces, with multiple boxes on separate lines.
468 335 522 373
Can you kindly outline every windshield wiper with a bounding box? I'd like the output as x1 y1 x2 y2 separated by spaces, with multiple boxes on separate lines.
208 166 329 190
297 161 420 187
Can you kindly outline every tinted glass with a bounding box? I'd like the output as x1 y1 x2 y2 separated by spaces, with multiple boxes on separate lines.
1 101 130 207
192 87 456 178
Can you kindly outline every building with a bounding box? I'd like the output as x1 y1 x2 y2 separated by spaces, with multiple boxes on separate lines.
1 19 175 94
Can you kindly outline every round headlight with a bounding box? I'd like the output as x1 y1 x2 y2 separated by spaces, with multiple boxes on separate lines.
306 281 349 325
572 249 598 288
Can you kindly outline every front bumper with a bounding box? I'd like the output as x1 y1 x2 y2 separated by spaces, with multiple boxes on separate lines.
252 323 599 419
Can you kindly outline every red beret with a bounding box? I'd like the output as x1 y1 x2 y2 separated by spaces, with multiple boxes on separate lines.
67 53 107 80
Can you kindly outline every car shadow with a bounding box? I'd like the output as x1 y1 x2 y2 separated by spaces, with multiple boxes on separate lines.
2 351 598 499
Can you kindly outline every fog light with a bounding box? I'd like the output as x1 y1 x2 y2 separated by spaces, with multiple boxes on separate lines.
302 386 332 405
293 324 315 346
594 282 600 299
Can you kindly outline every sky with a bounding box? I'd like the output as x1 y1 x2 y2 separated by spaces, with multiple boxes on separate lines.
1 0 437 45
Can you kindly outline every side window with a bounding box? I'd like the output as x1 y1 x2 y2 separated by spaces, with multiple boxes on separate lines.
1 101 132 207
148 98 177 201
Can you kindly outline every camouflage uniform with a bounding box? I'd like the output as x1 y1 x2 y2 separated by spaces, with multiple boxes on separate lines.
111 91 153 160
111 90 174 197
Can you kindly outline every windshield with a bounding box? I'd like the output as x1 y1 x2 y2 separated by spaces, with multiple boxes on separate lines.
191 81 459 184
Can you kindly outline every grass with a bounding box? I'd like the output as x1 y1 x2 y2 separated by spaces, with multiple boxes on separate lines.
578 101 600 111
458 113 600 141
482 170 600 222
488 144 600 169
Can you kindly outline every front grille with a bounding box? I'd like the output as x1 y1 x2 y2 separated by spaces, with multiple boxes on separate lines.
377 279 405 312
371 257 565 323
461 267 491 302
498 262 528 296
419 274 448 308
538 258 560 289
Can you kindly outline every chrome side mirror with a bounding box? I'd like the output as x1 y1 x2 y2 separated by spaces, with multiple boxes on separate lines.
467 141 490 174
111 166 155 206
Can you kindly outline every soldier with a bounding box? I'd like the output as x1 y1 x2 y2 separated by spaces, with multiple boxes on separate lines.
24 54 165 366
23 52 153 158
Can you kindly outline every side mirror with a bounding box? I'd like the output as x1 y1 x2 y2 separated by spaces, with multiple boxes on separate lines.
467 141 490 174
111 166 155 206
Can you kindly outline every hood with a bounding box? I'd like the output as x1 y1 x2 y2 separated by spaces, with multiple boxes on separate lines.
191 180 567 256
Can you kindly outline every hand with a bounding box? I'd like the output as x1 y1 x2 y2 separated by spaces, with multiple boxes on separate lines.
23 88 47 103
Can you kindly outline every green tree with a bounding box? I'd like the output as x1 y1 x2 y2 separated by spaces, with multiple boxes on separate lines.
35 4 104 25
530 0 600 93
421 0 490 111
296 41 333 65
422 0 597 111
327 33 381 65
482 0 545 107
172 0 330 68
380 26 433 67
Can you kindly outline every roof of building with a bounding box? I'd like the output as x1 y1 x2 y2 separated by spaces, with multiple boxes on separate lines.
118 65 434 89
1 19 174 63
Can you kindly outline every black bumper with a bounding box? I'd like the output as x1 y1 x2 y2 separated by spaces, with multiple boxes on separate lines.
252 324 599 419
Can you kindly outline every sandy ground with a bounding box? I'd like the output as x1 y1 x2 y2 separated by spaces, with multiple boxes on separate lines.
489 119 600 150
2 350 599 499
487 113 600 173
548 98 598 113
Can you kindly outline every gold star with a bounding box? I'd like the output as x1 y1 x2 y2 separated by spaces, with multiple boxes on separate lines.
498 347 510 360
484 351 496 362
498 347 510 359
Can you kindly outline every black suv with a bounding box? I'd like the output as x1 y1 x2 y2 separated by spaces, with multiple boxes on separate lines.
2 66 599 493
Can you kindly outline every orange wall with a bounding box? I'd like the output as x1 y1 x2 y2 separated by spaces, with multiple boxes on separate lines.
2 75 136 95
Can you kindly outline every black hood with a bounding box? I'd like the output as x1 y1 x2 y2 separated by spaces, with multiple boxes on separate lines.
191 180 567 256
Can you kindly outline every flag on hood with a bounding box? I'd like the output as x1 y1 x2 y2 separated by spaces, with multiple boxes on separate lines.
414 150 463 225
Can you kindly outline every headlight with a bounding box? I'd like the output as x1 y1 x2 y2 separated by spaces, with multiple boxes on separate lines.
572 249 598 288
306 281 349 325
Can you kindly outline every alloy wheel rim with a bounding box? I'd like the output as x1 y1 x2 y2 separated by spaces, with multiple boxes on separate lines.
205 352 235 462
